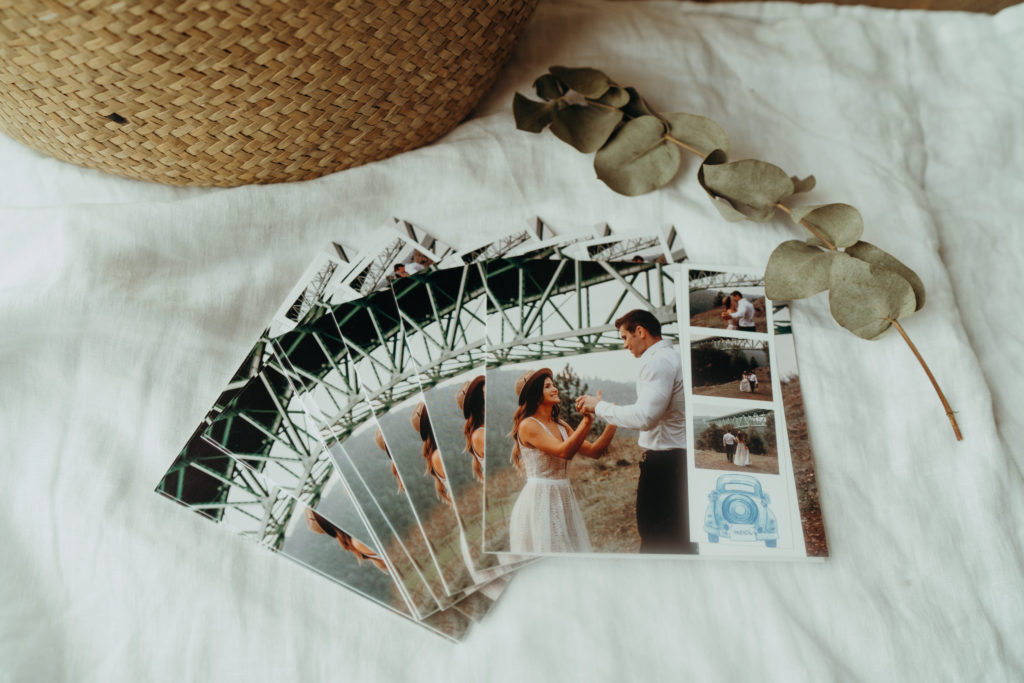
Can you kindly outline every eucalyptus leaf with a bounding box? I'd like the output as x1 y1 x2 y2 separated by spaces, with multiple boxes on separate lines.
764 241 835 300
550 105 623 153
664 112 730 158
828 253 917 339
534 74 566 101
711 196 748 222
549 66 612 99
791 175 816 194
790 203 863 249
594 115 681 196
846 240 926 310
513 93 555 133
594 86 630 108
700 158 795 222
622 87 658 120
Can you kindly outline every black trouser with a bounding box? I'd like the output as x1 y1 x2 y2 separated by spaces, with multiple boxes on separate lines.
636 448 698 554
725 443 736 463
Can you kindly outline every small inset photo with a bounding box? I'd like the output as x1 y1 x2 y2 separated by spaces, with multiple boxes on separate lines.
690 333 773 402
688 269 767 333
692 406 779 475
702 472 779 548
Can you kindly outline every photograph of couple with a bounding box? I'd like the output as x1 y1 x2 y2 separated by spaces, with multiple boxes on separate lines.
691 406 780 475
484 309 699 556
690 333 774 402
688 270 768 334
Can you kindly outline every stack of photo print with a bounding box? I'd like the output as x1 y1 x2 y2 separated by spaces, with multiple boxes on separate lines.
156 220 829 641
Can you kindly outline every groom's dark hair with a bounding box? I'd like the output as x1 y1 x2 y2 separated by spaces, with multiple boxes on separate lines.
730 290 742 298
614 309 661 338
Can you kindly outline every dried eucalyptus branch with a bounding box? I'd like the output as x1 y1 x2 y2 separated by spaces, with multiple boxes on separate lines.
513 66 962 441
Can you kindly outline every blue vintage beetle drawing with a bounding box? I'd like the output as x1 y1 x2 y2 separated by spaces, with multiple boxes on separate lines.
704 473 778 547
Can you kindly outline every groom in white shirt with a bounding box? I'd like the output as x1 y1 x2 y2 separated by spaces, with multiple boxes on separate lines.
724 291 756 331
576 309 697 554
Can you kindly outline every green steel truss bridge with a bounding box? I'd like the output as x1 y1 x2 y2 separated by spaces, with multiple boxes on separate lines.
706 407 773 429
485 259 677 365
688 269 764 293
691 336 769 352
157 257 679 547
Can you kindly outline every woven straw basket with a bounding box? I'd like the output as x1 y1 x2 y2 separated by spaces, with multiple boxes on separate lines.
0 0 538 186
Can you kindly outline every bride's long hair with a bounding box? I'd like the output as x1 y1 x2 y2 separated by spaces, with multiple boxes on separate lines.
458 376 486 482
305 508 388 573
413 403 451 505
508 368 559 471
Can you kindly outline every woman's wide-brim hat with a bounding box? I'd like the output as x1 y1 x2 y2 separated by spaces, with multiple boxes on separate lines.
411 401 429 438
514 367 552 403
455 375 485 416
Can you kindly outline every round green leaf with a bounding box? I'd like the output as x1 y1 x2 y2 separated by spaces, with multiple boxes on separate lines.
548 66 612 99
593 86 629 108
710 196 747 222
664 112 730 158
534 74 566 101
764 241 835 301
513 93 555 133
828 253 917 339
593 115 682 196
791 175 816 195
845 240 926 311
790 203 864 249
549 105 623 153
622 86 657 119
700 159 795 222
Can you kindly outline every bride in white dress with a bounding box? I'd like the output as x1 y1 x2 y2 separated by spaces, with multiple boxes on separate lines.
733 432 751 467
507 368 617 553
739 372 752 393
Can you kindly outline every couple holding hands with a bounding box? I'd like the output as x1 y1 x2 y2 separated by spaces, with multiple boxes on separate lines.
507 310 697 555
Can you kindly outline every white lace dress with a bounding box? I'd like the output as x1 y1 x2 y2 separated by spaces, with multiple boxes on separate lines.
508 418 592 553
734 441 751 467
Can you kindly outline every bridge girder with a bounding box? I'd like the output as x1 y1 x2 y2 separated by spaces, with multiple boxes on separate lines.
688 270 764 293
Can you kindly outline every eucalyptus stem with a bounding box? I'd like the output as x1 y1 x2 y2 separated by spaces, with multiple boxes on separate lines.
665 135 703 158
775 203 839 251
886 317 963 441
514 66 963 442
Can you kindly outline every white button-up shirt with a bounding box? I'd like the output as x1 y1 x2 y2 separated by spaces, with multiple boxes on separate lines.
730 297 756 328
595 338 687 451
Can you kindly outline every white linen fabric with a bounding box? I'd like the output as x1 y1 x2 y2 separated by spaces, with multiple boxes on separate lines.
596 338 688 449
508 419 593 553
2 1 1023 680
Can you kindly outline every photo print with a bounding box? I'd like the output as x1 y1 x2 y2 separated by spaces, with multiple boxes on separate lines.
482 257 698 556
187 252 503 619
679 264 828 560
385 226 662 569
388 252 514 577
192 355 445 618
687 269 767 333
314 219 455 310
772 302 829 557
156 429 475 641
691 403 779 475
689 331 774 403
265 287 475 607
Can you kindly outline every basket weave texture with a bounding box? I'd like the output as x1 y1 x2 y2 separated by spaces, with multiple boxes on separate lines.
0 0 538 186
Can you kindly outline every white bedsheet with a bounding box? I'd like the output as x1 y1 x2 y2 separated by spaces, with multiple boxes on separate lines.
2 1 1022 679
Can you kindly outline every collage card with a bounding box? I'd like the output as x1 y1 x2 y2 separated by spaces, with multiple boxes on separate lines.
156 224 830 643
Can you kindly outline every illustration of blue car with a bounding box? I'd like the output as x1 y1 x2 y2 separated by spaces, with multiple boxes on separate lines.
704 473 778 547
